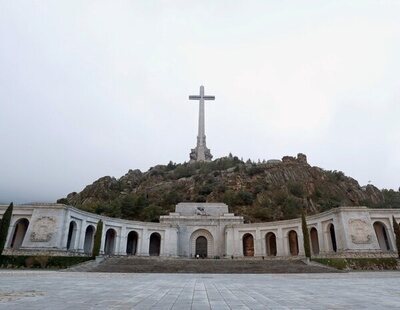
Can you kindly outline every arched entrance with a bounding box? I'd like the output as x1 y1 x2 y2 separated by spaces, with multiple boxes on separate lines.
104 228 117 255
195 236 207 258
373 221 391 251
190 229 214 258
328 224 337 252
288 230 299 256
126 231 138 255
310 227 320 255
243 233 254 257
265 232 277 256
10 218 29 250
66 221 78 250
83 225 95 254
149 232 161 256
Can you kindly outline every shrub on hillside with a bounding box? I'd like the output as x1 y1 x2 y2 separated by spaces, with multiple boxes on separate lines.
0 202 13 256
92 220 103 257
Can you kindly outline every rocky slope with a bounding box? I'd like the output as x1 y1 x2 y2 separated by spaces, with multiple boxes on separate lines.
59 154 398 223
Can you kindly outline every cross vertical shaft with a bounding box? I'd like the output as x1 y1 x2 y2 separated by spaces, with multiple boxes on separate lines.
198 86 205 144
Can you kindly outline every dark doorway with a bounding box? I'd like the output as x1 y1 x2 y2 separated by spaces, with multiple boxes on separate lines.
329 224 337 252
126 231 138 255
288 230 299 256
266 232 277 256
195 236 208 258
10 218 29 250
310 227 320 255
373 222 391 251
83 225 95 254
66 221 77 250
104 229 116 255
149 233 161 256
243 233 254 257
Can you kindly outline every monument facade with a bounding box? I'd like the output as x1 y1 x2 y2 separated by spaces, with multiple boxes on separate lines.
1 203 399 259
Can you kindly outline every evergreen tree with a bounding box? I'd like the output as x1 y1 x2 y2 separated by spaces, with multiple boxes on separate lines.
92 220 103 258
301 209 311 258
0 202 13 256
392 216 400 258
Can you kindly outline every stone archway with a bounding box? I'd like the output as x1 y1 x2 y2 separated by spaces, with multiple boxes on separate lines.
265 232 277 256
373 221 391 251
126 231 138 255
288 230 299 256
149 232 161 256
66 221 78 250
310 227 320 255
190 229 214 258
243 233 254 257
10 218 29 250
104 228 117 255
83 225 95 254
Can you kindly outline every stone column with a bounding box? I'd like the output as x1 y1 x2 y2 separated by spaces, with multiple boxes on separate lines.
316 222 324 254
276 228 285 256
100 224 106 255
118 226 127 255
77 219 87 253
60 209 71 250
139 228 149 256
298 228 305 256
255 229 262 257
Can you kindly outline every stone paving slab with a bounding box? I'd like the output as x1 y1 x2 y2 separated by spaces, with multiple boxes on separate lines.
0 271 400 309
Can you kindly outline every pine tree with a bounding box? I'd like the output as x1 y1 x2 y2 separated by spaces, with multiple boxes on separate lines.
302 209 311 258
392 216 400 258
92 220 103 258
0 202 13 256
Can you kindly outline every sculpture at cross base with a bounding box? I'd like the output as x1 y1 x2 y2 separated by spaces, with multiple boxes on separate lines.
189 85 214 162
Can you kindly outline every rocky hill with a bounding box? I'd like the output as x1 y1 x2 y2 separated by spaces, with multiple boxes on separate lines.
58 154 400 223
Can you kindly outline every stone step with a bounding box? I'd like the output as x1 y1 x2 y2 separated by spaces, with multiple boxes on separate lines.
89 256 340 273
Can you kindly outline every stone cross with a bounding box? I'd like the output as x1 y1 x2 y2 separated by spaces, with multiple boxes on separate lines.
189 85 215 162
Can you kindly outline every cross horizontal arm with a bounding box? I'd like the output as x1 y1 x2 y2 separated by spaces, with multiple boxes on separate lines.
189 96 215 100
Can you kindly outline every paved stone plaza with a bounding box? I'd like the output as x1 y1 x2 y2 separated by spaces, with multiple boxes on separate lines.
1 271 400 309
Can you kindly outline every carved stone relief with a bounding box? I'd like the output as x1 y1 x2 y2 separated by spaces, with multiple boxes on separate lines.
348 219 372 244
30 216 56 242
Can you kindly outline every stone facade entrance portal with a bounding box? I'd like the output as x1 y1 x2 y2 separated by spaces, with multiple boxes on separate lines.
190 229 214 258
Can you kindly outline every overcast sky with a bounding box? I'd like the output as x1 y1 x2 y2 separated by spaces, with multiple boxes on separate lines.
1 1 399 204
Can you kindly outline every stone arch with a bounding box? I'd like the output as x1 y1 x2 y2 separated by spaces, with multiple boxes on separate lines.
83 225 95 254
10 218 29 250
288 230 299 256
373 221 391 251
310 227 320 255
126 231 139 255
149 232 161 256
66 220 78 250
265 232 277 256
243 233 254 257
190 229 214 258
104 228 117 255
328 223 337 252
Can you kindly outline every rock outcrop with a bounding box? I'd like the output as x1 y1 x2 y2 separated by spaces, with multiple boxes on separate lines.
59 154 393 222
